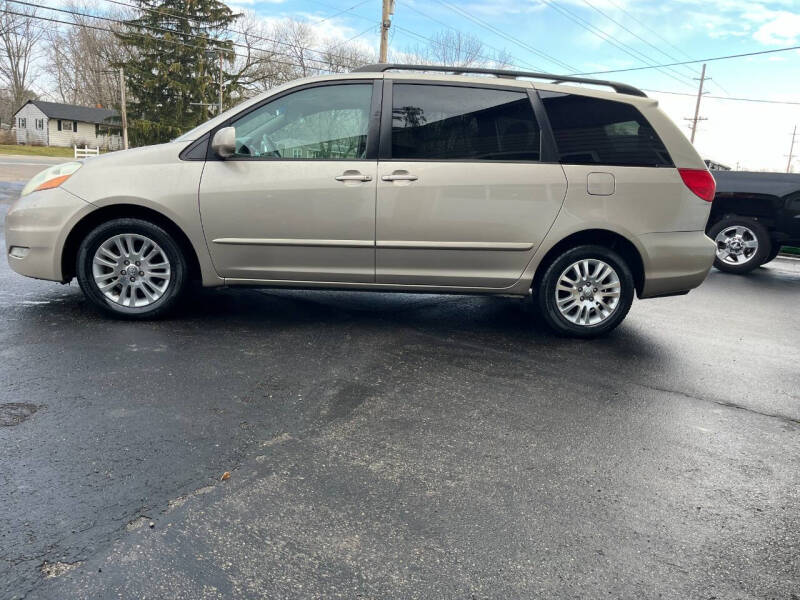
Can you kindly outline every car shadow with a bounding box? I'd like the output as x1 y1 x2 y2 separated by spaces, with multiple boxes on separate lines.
6 284 661 367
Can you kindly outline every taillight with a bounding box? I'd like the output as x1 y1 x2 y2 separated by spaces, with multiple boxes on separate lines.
678 168 716 202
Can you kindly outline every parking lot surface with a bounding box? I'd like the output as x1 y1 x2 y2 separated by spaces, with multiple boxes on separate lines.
1 177 799 599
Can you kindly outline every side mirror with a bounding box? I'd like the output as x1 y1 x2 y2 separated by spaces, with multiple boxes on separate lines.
211 126 236 158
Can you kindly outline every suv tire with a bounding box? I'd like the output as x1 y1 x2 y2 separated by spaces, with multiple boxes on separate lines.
76 218 187 319
709 217 770 274
759 242 781 266
536 245 634 338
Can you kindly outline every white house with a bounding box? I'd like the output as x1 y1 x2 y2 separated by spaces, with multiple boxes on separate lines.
13 100 122 150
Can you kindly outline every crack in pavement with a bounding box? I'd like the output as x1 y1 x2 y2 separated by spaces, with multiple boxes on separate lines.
634 382 800 426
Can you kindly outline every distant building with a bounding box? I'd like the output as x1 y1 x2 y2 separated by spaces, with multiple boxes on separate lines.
704 159 732 171
12 100 122 150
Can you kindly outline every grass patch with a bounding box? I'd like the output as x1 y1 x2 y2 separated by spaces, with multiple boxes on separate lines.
0 144 82 158
780 246 800 256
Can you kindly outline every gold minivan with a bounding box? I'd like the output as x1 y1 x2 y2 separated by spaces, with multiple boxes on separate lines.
5 64 716 337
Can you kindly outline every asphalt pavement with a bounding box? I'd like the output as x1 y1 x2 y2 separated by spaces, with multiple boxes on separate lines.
0 155 68 183
1 172 798 600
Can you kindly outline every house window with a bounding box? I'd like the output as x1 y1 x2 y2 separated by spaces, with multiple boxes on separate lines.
62 121 73 132
18 117 26 128
35 119 43 130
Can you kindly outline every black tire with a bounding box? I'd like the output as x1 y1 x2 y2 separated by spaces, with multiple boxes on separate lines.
708 217 770 274
76 218 187 319
536 245 635 338
759 241 781 266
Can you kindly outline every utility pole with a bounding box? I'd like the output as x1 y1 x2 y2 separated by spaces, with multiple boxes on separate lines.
119 67 129 150
218 53 224 115
379 0 394 63
787 125 797 173
689 63 707 144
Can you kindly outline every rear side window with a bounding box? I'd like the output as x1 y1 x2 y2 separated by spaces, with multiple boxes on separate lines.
391 84 541 161
540 91 673 167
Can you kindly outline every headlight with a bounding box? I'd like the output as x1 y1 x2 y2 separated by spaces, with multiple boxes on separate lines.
21 162 82 197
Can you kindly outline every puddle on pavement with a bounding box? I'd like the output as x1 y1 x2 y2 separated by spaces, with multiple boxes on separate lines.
0 402 40 426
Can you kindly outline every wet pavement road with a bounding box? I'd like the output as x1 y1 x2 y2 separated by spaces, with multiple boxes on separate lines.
1 179 799 599
0 155 67 183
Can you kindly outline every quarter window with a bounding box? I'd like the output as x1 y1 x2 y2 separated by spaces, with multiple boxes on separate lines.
230 83 373 160
540 91 673 167
391 84 541 161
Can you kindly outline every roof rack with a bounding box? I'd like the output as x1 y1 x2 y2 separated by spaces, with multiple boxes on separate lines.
351 63 647 98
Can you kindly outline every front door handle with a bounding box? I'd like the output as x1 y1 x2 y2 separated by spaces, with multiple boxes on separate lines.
381 173 418 182
335 172 372 182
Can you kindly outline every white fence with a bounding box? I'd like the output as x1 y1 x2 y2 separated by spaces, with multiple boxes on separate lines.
74 145 100 159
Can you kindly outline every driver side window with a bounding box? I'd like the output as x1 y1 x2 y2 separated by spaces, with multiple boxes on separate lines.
231 83 373 160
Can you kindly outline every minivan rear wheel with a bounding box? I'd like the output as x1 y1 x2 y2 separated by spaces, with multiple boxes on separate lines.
536 245 634 338
76 218 187 319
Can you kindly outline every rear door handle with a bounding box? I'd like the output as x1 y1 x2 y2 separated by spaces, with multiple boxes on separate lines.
335 173 372 182
381 174 418 182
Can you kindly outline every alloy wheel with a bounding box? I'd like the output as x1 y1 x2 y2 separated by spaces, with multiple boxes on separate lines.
555 259 622 326
714 225 759 266
91 234 171 308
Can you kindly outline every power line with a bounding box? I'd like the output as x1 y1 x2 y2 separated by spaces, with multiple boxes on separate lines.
541 0 696 90
603 0 702 75
304 0 531 70
0 7 327 73
580 0 702 83
397 0 545 71
326 22 376 51
643 89 800 106
314 0 372 24
94 0 370 64
7 0 355 70
586 0 739 96
575 45 800 75
391 23 535 69
434 0 578 72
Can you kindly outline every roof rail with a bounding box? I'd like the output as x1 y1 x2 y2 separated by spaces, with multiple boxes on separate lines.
351 63 647 98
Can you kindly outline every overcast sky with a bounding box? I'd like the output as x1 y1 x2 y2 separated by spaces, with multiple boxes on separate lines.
228 0 800 172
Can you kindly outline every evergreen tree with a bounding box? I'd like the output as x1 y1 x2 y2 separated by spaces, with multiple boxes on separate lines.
116 0 239 145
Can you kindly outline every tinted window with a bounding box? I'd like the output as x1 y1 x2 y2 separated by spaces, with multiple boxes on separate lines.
391 84 541 161
541 92 673 167
231 84 372 159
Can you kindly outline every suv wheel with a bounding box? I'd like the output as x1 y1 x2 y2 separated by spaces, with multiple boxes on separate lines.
709 217 770 274
536 245 634 338
76 218 187 319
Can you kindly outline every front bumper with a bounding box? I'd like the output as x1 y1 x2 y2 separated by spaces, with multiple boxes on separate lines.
638 230 716 298
5 187 94 282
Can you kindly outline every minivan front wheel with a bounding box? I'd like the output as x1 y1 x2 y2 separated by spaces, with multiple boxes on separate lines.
536 245 634 338
76 218 187 319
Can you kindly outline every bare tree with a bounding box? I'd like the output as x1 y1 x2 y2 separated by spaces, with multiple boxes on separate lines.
422 30 483 67
43 1 130 108
229 15 375 99
405 29 514 69
0 0 43 123
318 35 374 74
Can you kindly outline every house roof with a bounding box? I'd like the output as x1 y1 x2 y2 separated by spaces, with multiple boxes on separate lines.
15 100 119 124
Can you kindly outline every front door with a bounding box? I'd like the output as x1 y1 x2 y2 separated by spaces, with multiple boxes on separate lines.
199 81 379 283
376 82 567 288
